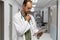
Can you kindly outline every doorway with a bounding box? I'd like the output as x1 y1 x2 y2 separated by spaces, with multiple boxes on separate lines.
0 1 4 40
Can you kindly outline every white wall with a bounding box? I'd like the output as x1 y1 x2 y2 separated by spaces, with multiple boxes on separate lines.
50 5 57 40
58 0 60 40
1 0 21 40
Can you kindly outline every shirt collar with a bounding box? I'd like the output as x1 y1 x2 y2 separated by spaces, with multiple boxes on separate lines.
21 11 26 17
21 11 26 20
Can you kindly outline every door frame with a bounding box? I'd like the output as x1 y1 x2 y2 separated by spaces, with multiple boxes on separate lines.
9 4 13 40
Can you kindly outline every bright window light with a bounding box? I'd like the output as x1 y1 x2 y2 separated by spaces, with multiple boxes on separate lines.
32 5 36 7
30 8 35 12
32 0 38 3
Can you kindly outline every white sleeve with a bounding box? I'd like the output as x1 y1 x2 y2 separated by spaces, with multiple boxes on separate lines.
13 16 30 35
31 16 38 33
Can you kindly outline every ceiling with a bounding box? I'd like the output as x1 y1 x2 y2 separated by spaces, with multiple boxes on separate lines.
36 0 56 8
16 0 57 11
